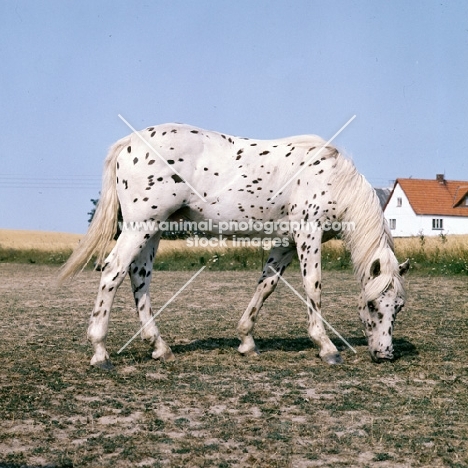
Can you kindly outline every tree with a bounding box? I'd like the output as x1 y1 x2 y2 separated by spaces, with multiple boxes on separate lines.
87 195 122 240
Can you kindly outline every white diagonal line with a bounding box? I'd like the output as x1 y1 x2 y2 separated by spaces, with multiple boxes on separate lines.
269 267 357 353
270 114 356 201
118 114 207 202
117 266 206 355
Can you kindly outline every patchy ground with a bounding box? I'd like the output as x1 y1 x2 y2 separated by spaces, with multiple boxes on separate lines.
0 264 467 467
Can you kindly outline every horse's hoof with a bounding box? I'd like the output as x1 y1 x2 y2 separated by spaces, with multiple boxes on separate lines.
92 360 114 371
152 348 175 362
238 346 260 357
321 353 343 365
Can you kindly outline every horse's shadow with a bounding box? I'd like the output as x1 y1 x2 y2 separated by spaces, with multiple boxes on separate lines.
169 335 419 360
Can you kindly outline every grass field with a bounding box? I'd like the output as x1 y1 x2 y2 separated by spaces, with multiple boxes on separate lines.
0 263 467 467
0 229 467 275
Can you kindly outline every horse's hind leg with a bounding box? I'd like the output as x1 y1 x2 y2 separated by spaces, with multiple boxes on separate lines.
129 232 174 362
237 245 295 355
87 230 154 368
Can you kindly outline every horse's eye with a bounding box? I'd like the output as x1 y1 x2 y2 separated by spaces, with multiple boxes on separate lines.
367 301 376 312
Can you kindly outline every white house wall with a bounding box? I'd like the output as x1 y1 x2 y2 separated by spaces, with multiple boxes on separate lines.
384 184 419 237
383 184 468 236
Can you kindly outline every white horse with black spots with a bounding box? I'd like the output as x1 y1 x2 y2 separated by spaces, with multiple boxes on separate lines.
59 123 409 369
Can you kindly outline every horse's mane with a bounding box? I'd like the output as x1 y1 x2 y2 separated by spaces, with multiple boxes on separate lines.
330 153 405 302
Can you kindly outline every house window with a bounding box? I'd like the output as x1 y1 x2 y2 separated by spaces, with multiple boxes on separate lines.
389 219 396 230
397 197 402 207
465 196 468 206
432 219 443 230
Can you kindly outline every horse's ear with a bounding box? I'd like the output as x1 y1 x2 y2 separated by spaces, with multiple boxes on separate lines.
370 258 381 278
399 259 410 276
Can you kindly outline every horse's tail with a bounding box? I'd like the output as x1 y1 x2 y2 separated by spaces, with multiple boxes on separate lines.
57 136 130 284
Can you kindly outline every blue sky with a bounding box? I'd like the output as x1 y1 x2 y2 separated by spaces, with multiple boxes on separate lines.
1 0 467 233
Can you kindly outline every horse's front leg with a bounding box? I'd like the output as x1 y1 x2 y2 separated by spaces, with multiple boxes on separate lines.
295 232 342 364
129 233 174 362
237 245 295 355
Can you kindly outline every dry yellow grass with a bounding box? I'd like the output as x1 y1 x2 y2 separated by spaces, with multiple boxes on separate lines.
394 233 468 258
0 230 238 254
0 229 83 251
2 229 466 255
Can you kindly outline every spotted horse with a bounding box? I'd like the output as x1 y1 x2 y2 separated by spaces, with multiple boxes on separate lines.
58 123 409 369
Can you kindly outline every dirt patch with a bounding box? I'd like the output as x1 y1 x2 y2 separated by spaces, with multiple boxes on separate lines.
0 264 467 467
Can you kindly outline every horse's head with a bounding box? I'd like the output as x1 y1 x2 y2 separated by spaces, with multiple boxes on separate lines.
359 258 409 362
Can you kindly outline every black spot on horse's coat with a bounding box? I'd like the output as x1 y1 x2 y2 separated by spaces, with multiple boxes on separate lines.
259 151 269 155
134 282 145 293
127 146 131 153
204 167 208 171
148 160 155 165
313 160 320 165
191 130 199 134
143 197 149 202
157 177 163 181
151 131 156 137
167 159 175 164
133 157 138 164
171 174 184 183
151 205 158 209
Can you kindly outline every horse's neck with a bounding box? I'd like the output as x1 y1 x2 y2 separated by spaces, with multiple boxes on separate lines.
333 161 393 283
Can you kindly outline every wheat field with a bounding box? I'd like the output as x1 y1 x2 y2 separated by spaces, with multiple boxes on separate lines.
1 229 467 274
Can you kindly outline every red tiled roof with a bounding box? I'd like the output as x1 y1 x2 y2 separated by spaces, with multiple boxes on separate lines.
391 177 468 217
